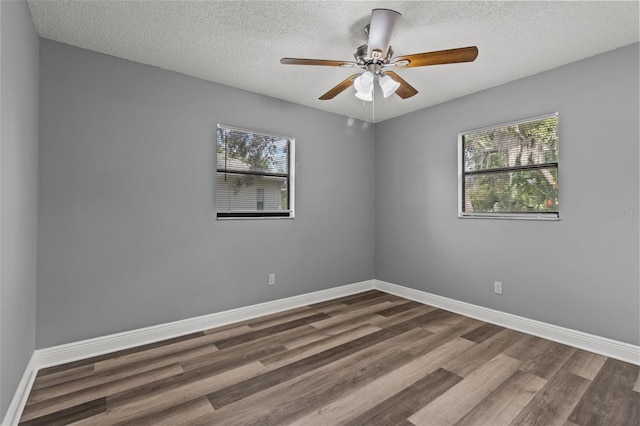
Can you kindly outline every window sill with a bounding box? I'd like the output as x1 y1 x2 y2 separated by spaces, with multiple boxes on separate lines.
216 214 295 220
458 213 559 221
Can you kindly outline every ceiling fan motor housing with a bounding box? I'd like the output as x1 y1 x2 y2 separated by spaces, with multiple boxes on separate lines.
354 44 394 71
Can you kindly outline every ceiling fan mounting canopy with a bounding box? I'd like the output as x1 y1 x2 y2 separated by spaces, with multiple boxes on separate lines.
280 8 479 101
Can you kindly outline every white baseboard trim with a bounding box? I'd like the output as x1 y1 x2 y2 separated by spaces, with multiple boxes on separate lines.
2 279 374 426
374 279 640 365
1 354 38 426
35 279 375 370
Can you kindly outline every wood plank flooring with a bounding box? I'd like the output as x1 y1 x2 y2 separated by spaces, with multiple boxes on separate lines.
19 290 640 425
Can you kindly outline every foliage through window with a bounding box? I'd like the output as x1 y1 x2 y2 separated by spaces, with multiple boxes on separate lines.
458 113 558 219
216 125 294 218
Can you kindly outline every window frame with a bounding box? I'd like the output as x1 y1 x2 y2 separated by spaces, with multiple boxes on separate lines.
457 112 559 221
216 124 295 220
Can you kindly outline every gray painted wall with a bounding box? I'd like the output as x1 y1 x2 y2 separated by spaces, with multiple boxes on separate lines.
37 40 376 348
376 43 640 345
0 0 39 418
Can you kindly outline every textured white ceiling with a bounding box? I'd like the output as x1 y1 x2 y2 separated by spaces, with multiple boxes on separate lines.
27 1 639 123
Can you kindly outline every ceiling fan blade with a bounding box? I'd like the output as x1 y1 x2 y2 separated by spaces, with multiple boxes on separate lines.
367 9 401 59
319 74 360 100
384 71 418 99
392 46 478 68
280 58 357 67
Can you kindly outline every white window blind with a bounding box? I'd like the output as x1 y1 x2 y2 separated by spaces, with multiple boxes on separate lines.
459 113 559 220
216 125 294 219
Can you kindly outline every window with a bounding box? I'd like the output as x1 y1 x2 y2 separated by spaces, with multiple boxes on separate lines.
458 113 558 220
216 124 294 219
256 188 265 211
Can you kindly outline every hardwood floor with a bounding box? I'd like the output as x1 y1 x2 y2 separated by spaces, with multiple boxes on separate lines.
19 290 640 425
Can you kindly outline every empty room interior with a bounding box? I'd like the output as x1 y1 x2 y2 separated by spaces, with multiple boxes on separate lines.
1 1 639 425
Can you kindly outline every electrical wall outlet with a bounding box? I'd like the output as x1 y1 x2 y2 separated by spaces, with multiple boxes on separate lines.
494 281 503 295
268 274 275 286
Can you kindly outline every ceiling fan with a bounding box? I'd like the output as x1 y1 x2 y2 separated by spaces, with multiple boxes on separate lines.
280 9 478 101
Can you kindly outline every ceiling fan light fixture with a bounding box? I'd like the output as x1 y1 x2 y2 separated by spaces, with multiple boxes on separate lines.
378 73 400 98
354 71 374 94
355 90 373 102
